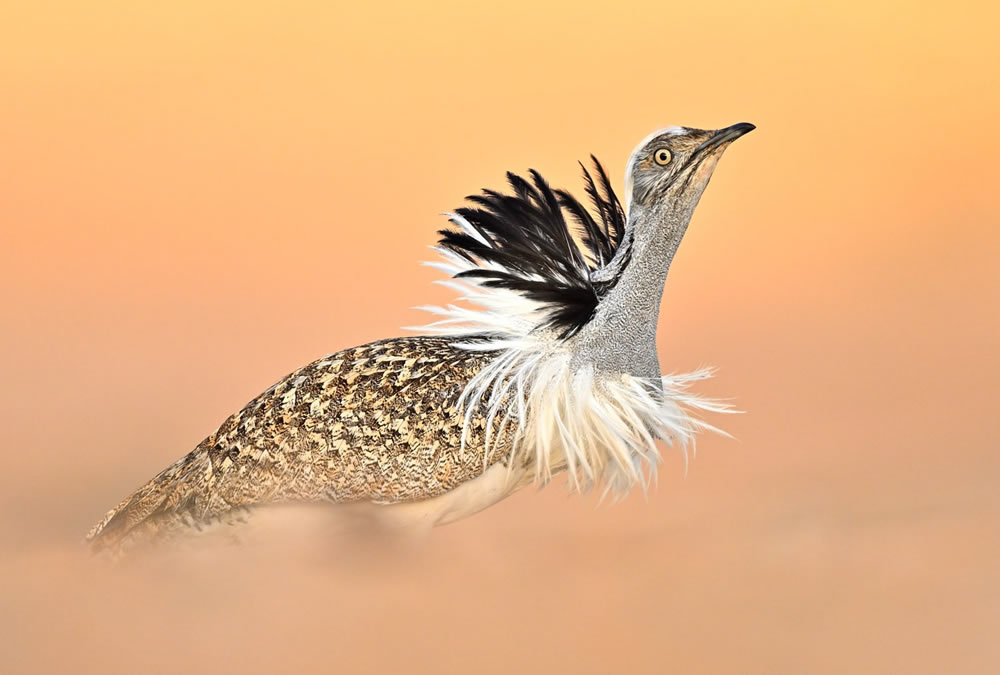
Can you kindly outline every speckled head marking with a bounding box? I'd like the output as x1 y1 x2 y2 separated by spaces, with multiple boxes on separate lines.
625 123 756 210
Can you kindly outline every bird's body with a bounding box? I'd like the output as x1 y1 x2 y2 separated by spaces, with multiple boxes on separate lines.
88 123 754 554
88 337 525 551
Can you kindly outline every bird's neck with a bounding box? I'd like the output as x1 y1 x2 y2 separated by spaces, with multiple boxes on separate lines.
570 200 696 379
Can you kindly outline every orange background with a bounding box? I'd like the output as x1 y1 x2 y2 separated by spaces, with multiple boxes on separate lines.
1 1 998 673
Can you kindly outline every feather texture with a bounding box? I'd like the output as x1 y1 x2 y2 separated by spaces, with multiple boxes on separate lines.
86 337 512 552
453 339 735 497
416 157 736 497
435 158 627 338
88 149 736 553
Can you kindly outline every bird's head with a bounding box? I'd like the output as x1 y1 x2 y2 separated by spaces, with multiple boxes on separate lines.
625 122 755 216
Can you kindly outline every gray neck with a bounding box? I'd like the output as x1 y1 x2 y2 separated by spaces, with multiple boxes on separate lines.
569 199 696 380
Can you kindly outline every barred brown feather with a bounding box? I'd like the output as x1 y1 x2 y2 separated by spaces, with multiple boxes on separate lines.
86 337 511 553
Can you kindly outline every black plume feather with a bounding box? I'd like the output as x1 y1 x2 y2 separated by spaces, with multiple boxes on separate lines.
438 157 627 338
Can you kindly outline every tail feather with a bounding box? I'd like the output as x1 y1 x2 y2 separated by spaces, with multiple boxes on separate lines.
86 448 213 552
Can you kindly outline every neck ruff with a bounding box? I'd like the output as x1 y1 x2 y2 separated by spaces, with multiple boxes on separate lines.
412 212 735 498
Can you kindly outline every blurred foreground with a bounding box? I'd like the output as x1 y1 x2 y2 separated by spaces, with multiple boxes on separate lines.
2 383 997 674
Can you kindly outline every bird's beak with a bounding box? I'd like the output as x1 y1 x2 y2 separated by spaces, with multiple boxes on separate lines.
695 122 756 154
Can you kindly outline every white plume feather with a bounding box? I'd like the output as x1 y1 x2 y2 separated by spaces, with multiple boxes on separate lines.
409 214 736 497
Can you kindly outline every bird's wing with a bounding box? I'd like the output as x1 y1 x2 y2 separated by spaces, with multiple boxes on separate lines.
86 336 506 552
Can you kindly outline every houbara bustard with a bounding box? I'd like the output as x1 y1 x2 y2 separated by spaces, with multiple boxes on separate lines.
87 123 755 554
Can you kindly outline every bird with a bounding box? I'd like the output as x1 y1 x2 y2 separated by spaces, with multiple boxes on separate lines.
86 122 755 554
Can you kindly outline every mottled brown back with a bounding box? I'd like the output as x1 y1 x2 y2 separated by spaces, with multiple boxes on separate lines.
87 337 510 552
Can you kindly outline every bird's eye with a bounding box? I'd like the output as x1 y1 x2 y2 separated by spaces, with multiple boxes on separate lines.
653 148 672 166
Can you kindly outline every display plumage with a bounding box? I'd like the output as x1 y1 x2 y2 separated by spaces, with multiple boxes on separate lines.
87 123 755 554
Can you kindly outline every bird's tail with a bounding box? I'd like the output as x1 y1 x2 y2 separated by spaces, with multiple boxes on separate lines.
86 446 216 554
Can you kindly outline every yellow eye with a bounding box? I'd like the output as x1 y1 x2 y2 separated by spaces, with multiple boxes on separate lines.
653 148 672 166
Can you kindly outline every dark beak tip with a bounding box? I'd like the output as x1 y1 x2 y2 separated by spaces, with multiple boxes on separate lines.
694 122 757 154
